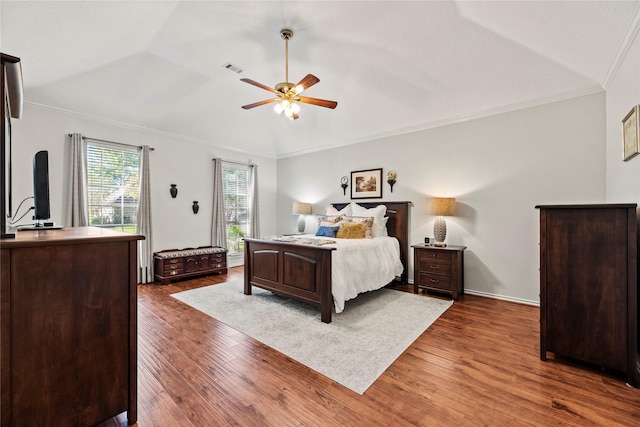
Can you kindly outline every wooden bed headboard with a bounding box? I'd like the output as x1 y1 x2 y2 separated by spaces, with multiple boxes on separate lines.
332 201 411 283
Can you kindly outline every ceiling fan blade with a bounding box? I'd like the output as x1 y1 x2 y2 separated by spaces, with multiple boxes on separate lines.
241 98 280 110
240 78 279 95
294 74 320 93
298 96 338 109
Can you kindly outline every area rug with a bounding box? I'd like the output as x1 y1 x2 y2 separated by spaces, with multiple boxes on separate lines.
172 281 453 394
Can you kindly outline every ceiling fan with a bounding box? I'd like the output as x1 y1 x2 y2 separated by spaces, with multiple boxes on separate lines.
240 28 338 120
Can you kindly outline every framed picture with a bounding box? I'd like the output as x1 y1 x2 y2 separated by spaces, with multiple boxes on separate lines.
622 105 639 161
351 168 382 199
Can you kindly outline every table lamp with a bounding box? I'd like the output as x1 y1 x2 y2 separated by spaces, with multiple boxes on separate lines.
429 197 455 247
292 202 312 233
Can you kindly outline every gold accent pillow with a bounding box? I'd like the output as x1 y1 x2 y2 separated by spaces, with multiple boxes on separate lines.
345 216 374 238
336 221 366 239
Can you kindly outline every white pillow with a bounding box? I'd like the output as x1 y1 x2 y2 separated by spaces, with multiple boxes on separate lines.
326 204 352 217
350 203 387 237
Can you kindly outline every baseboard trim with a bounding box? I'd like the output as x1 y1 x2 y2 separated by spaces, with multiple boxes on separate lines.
463 289 539 307
408 279 540 307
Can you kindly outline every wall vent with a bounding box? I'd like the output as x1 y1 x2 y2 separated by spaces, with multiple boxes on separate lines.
223 62 243 74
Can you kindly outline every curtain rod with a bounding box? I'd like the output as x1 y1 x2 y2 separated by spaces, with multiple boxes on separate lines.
213 157 254 168
67 134 155 151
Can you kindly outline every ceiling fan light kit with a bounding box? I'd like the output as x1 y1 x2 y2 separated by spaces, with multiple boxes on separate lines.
241 28 337 120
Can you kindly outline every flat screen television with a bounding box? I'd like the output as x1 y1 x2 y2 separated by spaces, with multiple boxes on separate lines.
2 53 23 237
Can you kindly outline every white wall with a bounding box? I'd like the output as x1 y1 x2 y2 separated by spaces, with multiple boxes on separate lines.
9 91 611 305
10 104 278 256
606 25 640 202
277 93 607 304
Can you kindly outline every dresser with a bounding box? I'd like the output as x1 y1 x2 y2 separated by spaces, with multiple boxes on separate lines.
154 246 227 284
0 227 142 426
536 204 639 386
412 244 466 300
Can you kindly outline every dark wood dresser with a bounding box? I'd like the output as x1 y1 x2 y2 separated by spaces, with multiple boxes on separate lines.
536 204 639 386
0 227 143 426
154 246 227 284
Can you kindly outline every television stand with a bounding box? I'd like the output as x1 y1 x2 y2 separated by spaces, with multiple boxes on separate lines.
17 223 64 231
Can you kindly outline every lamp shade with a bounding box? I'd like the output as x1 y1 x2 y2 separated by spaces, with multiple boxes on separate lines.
428 197 456 216
292 202 312 215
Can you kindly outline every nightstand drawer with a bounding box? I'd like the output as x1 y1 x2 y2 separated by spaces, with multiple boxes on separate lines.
417 258 452 276
416 250 452 263
417 272 452 291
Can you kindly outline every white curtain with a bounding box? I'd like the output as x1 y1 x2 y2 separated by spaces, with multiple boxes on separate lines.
211 158 226 248
65 133 89 226
137 145 154 284
248 163 260 238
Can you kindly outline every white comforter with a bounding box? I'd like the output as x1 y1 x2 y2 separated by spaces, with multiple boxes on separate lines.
302 235 404 313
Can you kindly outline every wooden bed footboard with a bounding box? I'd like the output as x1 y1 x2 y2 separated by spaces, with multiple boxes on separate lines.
244 239 336 323
243 201 410 323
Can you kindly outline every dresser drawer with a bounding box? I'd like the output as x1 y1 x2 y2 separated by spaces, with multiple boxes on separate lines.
164 262 183 273
417 272 452 291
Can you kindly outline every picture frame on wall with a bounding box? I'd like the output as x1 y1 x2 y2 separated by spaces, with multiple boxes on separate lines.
351 168 383 199
622 105 639 161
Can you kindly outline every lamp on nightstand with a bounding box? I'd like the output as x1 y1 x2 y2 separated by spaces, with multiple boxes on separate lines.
292 202 312 233
428 197 456 247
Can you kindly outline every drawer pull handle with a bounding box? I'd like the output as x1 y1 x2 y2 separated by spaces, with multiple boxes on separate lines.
429 265 440 270
216 264 222 268
430 279 440 283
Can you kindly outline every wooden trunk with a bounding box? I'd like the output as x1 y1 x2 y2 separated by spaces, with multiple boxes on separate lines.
154 246 227 284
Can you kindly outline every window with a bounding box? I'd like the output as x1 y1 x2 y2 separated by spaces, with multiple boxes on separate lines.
223 162 250 254
87 143 140 233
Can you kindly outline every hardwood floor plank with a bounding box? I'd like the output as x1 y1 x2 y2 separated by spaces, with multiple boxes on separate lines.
124 268 640 426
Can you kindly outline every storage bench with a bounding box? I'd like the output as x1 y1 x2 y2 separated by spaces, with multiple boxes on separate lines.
154 246 227 284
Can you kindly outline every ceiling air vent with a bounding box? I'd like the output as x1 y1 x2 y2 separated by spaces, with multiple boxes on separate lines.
223 62 243 74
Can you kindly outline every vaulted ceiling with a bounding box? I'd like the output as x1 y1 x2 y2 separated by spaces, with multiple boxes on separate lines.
2 1 639 159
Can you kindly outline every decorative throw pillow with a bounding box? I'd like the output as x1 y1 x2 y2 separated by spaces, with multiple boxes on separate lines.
344 216 374 238
316 214 343 227
336 222 366 239
350 203 388 237
315 225 340 238
326 204 352 217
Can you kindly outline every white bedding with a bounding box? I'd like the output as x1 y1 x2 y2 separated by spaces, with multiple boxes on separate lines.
301 234 404 313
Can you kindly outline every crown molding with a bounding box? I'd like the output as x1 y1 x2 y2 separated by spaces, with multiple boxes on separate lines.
602 3 640 89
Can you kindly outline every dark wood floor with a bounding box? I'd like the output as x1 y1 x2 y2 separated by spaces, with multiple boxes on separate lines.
109 267 640 426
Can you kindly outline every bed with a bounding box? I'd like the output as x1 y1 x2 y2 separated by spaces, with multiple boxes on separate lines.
243 201 410 323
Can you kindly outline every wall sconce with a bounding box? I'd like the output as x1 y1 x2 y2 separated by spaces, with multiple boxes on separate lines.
428 197 455 246
341 176 348 196
170 184 178 198
292 201 312 233
387 170 397 192
192 201 199 214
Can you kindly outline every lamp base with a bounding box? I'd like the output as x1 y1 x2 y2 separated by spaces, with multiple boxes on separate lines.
297 215 306 233
433 216 447 247
433 242 447 247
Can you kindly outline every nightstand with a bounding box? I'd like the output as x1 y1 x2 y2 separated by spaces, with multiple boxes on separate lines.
412 244 466 300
